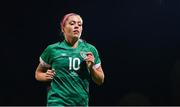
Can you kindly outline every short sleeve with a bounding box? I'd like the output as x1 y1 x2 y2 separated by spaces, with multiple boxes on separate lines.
90 45 101 69
39 46 52 68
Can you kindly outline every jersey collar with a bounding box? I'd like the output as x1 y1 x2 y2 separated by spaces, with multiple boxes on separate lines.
58 39 84 49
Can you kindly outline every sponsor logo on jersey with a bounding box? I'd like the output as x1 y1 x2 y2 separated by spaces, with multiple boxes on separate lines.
61 53 67 56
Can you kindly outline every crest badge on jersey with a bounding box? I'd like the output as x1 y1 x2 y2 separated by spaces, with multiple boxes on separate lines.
80 51 87 59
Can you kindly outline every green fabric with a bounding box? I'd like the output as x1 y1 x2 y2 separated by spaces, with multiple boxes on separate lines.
40 39 101 106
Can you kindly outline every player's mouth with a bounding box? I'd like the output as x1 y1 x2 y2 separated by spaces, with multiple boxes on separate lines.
73 30 79 34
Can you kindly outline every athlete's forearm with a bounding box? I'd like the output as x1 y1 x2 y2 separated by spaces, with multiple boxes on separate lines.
35 63 52 82
35 71 49 82
89 66 104 85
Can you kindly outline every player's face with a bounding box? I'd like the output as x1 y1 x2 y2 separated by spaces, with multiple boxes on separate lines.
63 15 83 40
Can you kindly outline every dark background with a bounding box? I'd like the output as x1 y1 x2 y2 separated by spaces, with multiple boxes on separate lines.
1 0 180 106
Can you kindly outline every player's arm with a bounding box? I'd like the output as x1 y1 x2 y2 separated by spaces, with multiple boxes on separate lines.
35 63 55 82
89 65 104 85
85 52 105 85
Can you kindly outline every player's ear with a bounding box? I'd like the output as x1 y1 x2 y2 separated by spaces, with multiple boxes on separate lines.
61 27 64 33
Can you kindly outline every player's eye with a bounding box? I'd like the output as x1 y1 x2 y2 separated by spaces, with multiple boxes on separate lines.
78 23 82 26
69 21 75 25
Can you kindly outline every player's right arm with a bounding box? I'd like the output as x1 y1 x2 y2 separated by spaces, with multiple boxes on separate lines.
35 63 55 82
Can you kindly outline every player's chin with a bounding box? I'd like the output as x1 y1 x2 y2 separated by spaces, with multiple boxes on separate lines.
73 34 81 39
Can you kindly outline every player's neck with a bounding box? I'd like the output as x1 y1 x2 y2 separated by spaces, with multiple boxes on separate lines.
64 38 79 48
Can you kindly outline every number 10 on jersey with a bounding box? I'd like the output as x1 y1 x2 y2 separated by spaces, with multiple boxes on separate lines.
69 57 80 71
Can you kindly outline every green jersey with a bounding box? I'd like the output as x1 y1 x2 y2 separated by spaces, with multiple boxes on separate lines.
40 39 101 106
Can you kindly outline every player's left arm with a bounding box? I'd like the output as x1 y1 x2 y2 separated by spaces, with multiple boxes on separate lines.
85 52 105 85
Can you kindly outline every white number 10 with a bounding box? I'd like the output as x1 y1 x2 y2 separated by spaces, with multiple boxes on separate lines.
69 57 80 70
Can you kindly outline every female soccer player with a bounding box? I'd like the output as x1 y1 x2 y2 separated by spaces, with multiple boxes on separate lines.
35 13 105 106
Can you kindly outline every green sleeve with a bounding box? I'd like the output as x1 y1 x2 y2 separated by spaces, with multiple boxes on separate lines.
40 45 52 67
90 45 101 65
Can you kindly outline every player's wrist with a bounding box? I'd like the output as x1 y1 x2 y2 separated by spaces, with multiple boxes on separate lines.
88 64 96 72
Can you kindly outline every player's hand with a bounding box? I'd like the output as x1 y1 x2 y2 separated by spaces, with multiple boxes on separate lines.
45 69 55 81
84 52 95 69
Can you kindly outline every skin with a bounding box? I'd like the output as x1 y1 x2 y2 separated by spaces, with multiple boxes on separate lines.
62 15 83 47
35 14 104 85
